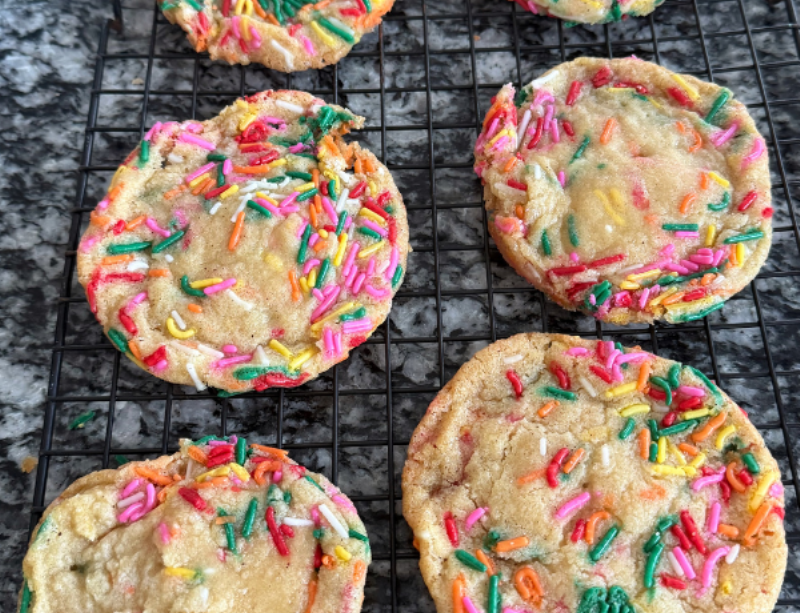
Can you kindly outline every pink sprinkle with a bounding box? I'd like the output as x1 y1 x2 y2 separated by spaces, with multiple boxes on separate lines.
184 122 204 134
332 494 356 512
770 482 784 497
281 191 301 207
664 262 690 274
323 284 338 296
281 205 299 215
311 505 321 526
689 253 714 265
125 292 147 311
228 435 238 445
222 345 238 354
365 284 390 300
465 507 487 531
543 104 555 132
366 257 376 278
570 251 579 262
362 219 388 237
504 609 526 613
312 288 325 301
179 133 216 151
491 136 509 151
486 117 501 140
303 258 321 276
152 359 168 372
707 501 721 533
342 318 373 335
333 331 342 356
344 267 357 289
550 118 560 143
249 25 262 48
145 217 172 238
222 159 233 175
605 349 620 370
213 355 252 368
323 328 334 357
673 547 696 579
311 287 341 322
701 546 730 588
385 247 399 281
273 469 282 482
321 196 339 225
611 363 623 382
309 234 320 248
589 294 596 306
97 198 110 211
208 440 228 447
144 121 162 141
639 287 651 311
565 347 589 356
204 278 237 295
557 171 566 187
345 217 353 230
525 0 538 13
462 596 481 613
660 243 675 257
254 197 280 216
122 479 143 498
712 248 726 267
692 467 726 492
678 260 699 272
143 483 156 511
159 522 171 545
118 502 143 523
742 137 765 168
80 235 101 252
301 35 316 55
555 492 591 519
288 143 305 153
632 258 670 275
710 120 739 147
675 231 700 239
613 291 630 307
532 89 554 107
616 352 649 364
677 385 705 397
231 15 242 39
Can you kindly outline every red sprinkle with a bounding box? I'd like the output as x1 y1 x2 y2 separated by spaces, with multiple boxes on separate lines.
737 190 758 212
680 510 707 555
251 150 280 166
566 281 595 301
738 468 754 486
648 387 667 402
444 512 460 547
585 254 626 268
142 345 167 368
667 87 693 107
720 479 732 504
206 451 235 468
589 365 612 384
682 288 707 302
118 309 138 335
363 200 390 219
506 369 524 399
222 0 231 16
204 184 230 200
179 487 207 511
112 220 126 235
548 265 587 277
314 544 323 568
549 361 571 390
570 518 586 543
508 179 527 192
660 574 687 590
591 66 613 88
632 181 650 210
527 117 544 149
377 190 392 207
563 120 575 137
280 524 295 537
596 340 606 361
772 506 786 519
762 207 774 218
266 506 290 556
661 411 677 428
350 181 367 198
566 80 583 105
678 397 702 411
670 524 692 551
615 80 649 95
547 448 570 488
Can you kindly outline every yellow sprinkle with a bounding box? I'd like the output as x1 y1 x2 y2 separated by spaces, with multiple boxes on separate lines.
308 268 317 289
707 171 730 188
264 253 283 269
651 465 684 477
359 208 387 225
668 440 687 466
619 281 641 291
605 203 627 225
735 242 745 267
656 437 666 464
111 164 128 188
357 241 385 258
714 424 736 450
238 113 257 132
255 192 278 205
334 545 352 561
606 87 635 93
310 302 359 333
323 171 340 192
672 74 699 101
488 128 513 147
196 465 231 482
690 452 706 469
229 462 250 482
682 408 710 421
750 471 778 513
609 188 625 209
663 296 716 312
619 404 650 417
235 99 249 109
241 16 251 40
334 233 348 267
310 21 336 46
368 180 377 196
164 567 197 579
683 466 698 477
646 97 663 109
604 382 637 398
706 224 716 247
627 269 661 282
189 173 210 188
576 0 603 8
220 185 239 199
190 277 223 289
245 0 254 15
317 230 329 241
721 580 733 595
297 182 317 193
234 0 245 14
166 317 195 339
299 277 310 295
269 159 288 168
648 285 678 308
268 339 293 359
288 347 317 371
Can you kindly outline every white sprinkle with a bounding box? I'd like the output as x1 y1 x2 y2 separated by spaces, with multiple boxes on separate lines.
172 342 199 356
667 550 684 577
283 517 315 527
186 363 206 391
601 444 609 467
725 544 740 564
539 438 547 456
164 254 174 263
346 198 361 207
504 354 523 364
117 492 145 508
225 289 254 311
209 201 223 215
310 103 324 115
230 200 246 223
318 503 349 539
127 260 149 272
255 345 269 365
325 16 354 36
171 310 187 330
197 586 209 607
578 374 597 398
196 343 224 359
516 110 531 153
533 163 542 180
336 169 356 187
276 99 304 114
531 70 559 89
270 40 294 70
167 153 184 164
336 187 350 212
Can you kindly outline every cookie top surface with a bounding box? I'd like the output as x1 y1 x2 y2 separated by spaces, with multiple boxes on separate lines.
525 0 662 25
474 58 772 325
77 90 408 393
21 436 370 613
403 332 786 613
162 0 392 72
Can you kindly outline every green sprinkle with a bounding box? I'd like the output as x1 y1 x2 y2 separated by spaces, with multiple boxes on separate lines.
107 241 151 255
608 0 622 21
107 327 129 353
483 529 501 551
541 230 552 256
304 475 325 492
643 542 665 588
723 230 764 244
335 211 348 235
708 192 731 212
385 205 394 214
282 0 296 16
242 498 258 539
341 307 367 322
274 0 284 23
392 265 403 289
34 516 52 543
286 171 313 181
362 0 373 11
648 441 658 462
194 435 220 445
455 549 487 572
619 417 636 440
570 136 590 164
297 188 319 202
114 454 129 465
662 223 699 232
181 275 206 298
236 436 247 465
68 410 96 430
643 531 661 553
349 528 369 542
246 200 272 218
657 420 697 437
647 418 659 441
568 214 579 246
675 301 726 322
20 581 32 613
216 164 226 187
283 491 292 504
488 574 500 613
649 376 672 406
139 140 150 164
316 258 331 289
686 366 723 405
313 528 325 539
298 223 312 264
667 364 682 390
317 17 356 43
656 515 678 533
705 90 731 125
514 87 529 107
217 509 237 553
577 588 606 613
328 181 337 202
358 227 382 240
151 230 185 253
186 0 203 10
742 452 760 474
541 386 577 401
207 153 227 162
292 153 318 160
267 484 283 506
216 390 244 397
589 524 619 563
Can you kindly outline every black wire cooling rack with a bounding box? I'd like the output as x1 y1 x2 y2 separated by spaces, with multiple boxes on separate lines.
30 0 800 609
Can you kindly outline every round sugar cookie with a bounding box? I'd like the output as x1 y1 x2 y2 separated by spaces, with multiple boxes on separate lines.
474 58 772 325
19 436 370 613
522 0 663 25
403 332 786 613
77 90 409 393
161 0 393 72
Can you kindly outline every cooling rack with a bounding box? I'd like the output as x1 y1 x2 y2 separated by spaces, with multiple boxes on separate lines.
30 0 800 609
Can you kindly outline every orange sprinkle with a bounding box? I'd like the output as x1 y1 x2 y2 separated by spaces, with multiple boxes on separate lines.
134 466 173 486
312 168 320 188
640 485 667 500
585 511 611 545
515 204 525 219
304 579 318 613
164 185 187 200
700 273 716 286
354 158 363 175
309 203 318 228
90 211 112 228
253 459 282 485
313 194 322 215
192 177 214 196
250 444 290 459
600 118 617 145
475 549 495 575
157 487 169 503
364 156 376 173
148 269 170 277
676 122 686 134
643 214 659 225
743 502 772 547
516 468 545 485
691 412 726 443
537 400 559 418
173 473 182 481
678 442 699 457
636 361 651 392
321 554 336 569
353 559 367 584
289 271 301 302
229 211 244 251
187 304 203 314
108 184 124 202
639 428 651 459
717 523 739 539
215 516 236 524
265 12 280 25
726 462 746 493
128 339 142 361
313 0 332 9
187 445 208 465
312 240 327 253
679 192 697 215
496 536 529 553
503 157 518 173
253 1 267 17
102 254 134 266
452 574 466 613
662 291 686 306
514 566 543 606
412 537 419 550
126 215 146 230
700 172 709 191
562 448 585 474
688 128 703 153
233 165 274 174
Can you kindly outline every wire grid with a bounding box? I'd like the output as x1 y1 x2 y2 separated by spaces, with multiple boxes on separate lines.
30 0 800 609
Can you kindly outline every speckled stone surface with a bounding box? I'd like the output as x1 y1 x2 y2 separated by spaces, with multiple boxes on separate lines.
3 0 800 611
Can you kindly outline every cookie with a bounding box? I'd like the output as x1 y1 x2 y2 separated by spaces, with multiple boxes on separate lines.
19 436 370 613
77 90 408 393
403 332 786 613
161 0 392 72
517 0 663 25
474 58 771 325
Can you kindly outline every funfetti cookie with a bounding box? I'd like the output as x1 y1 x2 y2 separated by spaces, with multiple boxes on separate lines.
19 436 369 613
161 0 392 72
474 58 772 325
402 332 786 613
77 90 408 393
520 0 664 25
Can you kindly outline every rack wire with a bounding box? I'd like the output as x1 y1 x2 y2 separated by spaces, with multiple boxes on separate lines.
30 0 800 608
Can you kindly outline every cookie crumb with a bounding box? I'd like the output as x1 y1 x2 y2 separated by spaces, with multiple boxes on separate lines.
21 456 38 473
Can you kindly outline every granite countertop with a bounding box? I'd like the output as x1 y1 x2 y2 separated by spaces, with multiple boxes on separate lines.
2 0 800 610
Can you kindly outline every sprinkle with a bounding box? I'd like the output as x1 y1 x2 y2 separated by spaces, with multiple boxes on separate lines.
496 536 530 552
357 240 385 258
701 546 730 588
672 547 696 579
455 549 487 572
164 567 198 579
166 317 195 339
588 524 619 563
578 375 597 398
179 133 216 150
562 448 585 473
539 438 547 456
465 508 487 531
462 596 481 613
644 542 665 588
715 424 736 449
570 136 590 164
186 363 206 390
599 118 617 145
605 382 637 398
204 278 237 295
270 40 294 69
619 404 649 417
555 492 590 519
108 241 152 255
318 503 348 539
